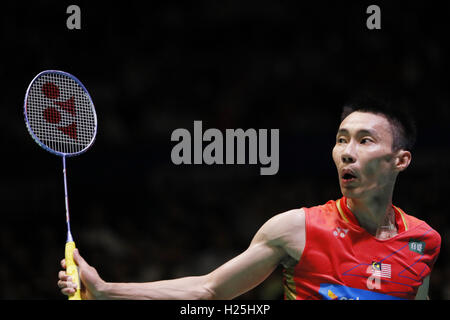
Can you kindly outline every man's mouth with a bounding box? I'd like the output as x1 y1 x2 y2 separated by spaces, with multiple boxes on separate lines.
342 173 356 181
341 169 358 183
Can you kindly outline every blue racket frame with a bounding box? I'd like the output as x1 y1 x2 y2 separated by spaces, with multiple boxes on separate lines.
24 70 98 242
24 70 98 158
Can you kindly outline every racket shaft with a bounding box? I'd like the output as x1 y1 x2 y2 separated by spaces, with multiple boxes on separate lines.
65 241 81 300
62 156 73 242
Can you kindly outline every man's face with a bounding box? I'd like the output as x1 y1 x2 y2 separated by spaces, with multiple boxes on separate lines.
332 111 399 199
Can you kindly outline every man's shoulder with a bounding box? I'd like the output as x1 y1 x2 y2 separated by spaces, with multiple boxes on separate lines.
402 212 442 245
267 208 306 232
263 200 340 264
304 199 339 211
278 199 338 217
258 209 306 262
300 199 340 223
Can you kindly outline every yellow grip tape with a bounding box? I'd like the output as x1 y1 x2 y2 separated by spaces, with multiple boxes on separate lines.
65 241 82 300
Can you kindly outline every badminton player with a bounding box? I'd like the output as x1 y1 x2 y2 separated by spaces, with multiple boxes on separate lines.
57 98 441 300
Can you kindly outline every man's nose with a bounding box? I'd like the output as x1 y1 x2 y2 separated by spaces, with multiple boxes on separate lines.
341 142 356 163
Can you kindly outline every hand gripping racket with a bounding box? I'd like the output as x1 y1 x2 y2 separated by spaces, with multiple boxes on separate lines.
24 70 97 300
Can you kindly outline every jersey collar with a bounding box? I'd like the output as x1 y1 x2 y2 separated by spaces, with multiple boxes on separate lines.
336 197 408 233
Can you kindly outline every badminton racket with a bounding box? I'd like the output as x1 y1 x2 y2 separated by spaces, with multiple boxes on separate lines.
24 70 98 300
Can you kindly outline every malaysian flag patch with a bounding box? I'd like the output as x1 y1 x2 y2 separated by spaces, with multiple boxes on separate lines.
371 261 391 279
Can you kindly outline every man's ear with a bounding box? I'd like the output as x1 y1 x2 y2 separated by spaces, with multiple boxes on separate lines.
395 150 412 172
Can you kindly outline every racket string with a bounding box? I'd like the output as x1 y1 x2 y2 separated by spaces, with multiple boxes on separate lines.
26 72 96 155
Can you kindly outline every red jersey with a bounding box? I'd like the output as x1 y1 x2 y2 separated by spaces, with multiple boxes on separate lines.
283 197 441 300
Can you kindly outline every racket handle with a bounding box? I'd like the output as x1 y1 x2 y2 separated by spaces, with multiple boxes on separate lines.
65 241 82 300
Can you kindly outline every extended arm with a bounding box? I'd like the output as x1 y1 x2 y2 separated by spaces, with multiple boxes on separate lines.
104 238 284 300
58 209 305 300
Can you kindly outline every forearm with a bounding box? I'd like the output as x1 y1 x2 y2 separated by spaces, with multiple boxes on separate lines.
92 212 298 300
99 275 214 300
98 243 280 300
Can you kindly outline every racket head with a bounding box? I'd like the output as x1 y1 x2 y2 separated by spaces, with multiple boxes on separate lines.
24 70 97 157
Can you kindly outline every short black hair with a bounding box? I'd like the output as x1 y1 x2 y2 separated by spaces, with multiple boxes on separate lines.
340 95 417 151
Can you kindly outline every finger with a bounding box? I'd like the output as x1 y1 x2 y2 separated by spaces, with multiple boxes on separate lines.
58 270 71 281
61 287 76 296
58 279 76 289
73 249 87 268
61 259 66 269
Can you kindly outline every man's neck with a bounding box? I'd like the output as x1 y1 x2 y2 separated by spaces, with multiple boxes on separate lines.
347 195 397 238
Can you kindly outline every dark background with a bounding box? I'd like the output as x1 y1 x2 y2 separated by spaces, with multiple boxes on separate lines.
1 1 449 299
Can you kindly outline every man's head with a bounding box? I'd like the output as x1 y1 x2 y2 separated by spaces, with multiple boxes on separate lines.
332 96 417 199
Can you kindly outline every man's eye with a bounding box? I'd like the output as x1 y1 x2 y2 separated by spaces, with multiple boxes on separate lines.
337 138 346 143
361 138 372 144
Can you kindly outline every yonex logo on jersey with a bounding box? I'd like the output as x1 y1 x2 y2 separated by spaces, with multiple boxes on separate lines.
409 239 425 255
333 227 349 238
